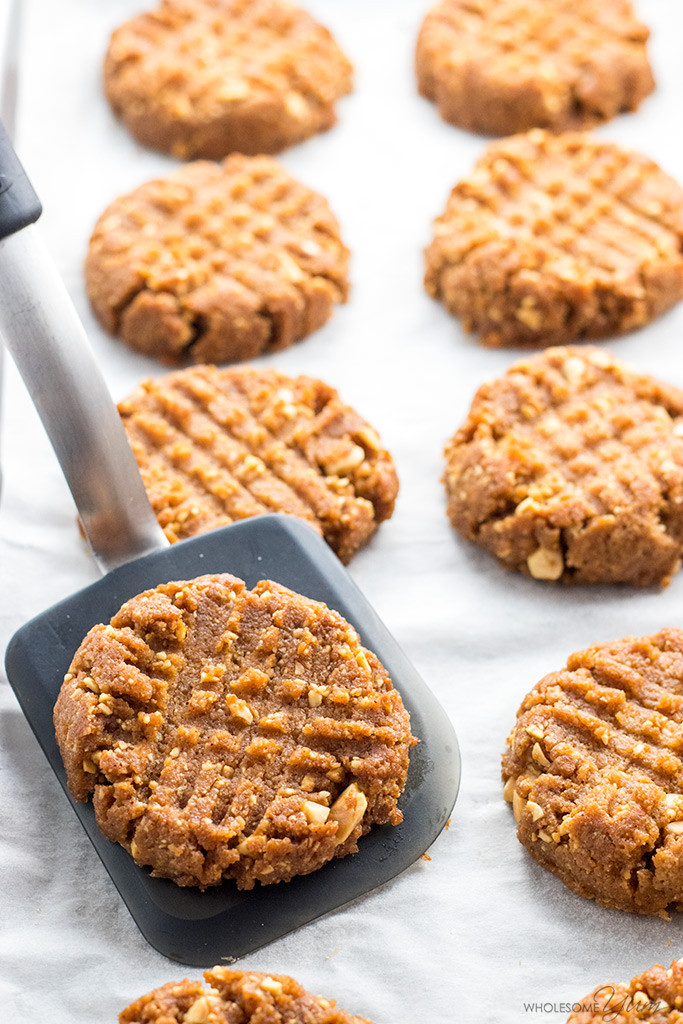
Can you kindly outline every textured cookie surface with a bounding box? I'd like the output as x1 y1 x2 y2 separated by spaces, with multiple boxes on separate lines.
425 131 683 348
54 574 413 889
119 365 398 564
569 959 683 1022
444 347 683 587
105 0 352 159
416 0 654 136
86 155 349 364
119 967 373 1023
503 629 683 915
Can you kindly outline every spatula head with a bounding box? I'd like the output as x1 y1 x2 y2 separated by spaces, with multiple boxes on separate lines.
5 514 459 966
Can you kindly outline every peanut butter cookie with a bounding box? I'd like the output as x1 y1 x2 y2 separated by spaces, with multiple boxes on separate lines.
444 347 683 587
86 154 349 364
119 967 373 1023
54 574 414 889
416 0 654 136
425 130 683 347
568 959 683 1022
119 365 398 563
105 0 352 159
503 629 683 915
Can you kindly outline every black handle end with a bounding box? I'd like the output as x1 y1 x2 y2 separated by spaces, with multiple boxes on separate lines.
0 119 41 241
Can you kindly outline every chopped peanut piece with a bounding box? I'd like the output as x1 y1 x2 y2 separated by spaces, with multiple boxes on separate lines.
329 782 368 844
303 800 330 825
184 997 211 1023
527 547 563 581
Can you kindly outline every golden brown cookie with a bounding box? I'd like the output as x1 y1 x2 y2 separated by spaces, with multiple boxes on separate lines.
119 967 373 1024
119 365 398 564
425 130 683 348
54 574 414 889
416 0 654 136
86 154 349 364
444 346 683 587
105 0 353 159
568 960 683 1022
503 629 683 915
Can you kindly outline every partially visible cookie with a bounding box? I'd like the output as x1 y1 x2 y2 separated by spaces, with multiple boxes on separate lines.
568 960 683 1022
503 629 683 915
416 0 654 136
118 365 398 563
425 130 683 348
119 967 373 1023
54 573 414 889
86 155 349 364
444 347 683 587
105 0 353 159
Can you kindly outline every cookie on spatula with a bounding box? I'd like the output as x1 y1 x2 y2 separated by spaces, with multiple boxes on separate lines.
54 573 414 889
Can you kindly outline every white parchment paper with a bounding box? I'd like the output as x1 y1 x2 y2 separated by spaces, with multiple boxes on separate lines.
2 1 683 1020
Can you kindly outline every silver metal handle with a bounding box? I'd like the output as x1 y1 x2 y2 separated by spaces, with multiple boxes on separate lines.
0 0 24 500
1 0 21 142
0 225 168 573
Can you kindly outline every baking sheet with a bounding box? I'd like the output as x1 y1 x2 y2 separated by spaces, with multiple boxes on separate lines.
2 0 683 1020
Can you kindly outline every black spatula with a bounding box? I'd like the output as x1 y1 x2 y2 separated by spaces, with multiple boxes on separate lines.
0 122 460 966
